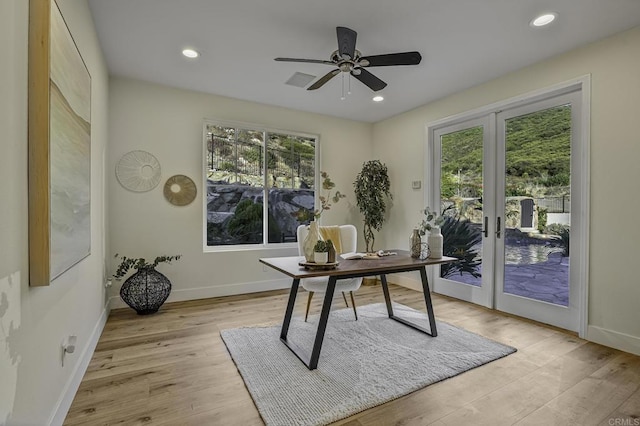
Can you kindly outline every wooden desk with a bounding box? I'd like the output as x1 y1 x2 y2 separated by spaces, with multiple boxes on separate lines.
259 251 458 370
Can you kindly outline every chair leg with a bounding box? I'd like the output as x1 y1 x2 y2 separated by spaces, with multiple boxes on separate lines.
349 291 358 321
342 291 349 307
305 291 314 322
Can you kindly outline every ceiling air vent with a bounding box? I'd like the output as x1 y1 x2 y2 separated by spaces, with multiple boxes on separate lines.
285 72 316 88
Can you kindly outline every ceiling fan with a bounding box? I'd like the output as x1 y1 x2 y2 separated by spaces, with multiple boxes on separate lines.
275 26 422 92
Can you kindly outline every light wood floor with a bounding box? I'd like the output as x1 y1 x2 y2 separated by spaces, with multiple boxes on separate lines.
65 284 640 425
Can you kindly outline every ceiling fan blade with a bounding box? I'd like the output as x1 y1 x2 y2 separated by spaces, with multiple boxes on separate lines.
307 69 340 90
336 26 357 60
352 68 387 91
360 51 422 67
275 57 335 65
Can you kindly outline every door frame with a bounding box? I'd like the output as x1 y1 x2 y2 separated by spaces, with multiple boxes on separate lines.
424 76 591 338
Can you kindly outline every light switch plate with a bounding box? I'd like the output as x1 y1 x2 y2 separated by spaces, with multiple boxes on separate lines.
412 180 421 189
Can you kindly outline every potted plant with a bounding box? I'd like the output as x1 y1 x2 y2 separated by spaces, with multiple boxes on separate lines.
313 240 329 264
416 206 445 258
353 160 392 253
113 254 182 315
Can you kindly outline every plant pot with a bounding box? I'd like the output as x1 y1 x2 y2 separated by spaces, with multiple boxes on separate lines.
120 267 171 315
314 251 328 264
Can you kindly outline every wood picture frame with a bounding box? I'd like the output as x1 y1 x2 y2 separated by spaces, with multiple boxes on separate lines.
29 0 91 286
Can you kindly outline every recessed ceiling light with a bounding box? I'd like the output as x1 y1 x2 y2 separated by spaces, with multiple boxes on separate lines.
182 48 199 58
531 13 557 27
373 95 384 102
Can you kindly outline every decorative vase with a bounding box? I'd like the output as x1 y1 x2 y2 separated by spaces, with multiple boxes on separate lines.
410 229 422 258
303 221 323 262
428 226 444 259
314 251 328 264
120 267 171 315
327 243 336 263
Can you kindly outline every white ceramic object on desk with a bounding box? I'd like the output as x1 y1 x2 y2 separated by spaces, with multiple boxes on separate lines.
314 251 328 264
428 226 443 259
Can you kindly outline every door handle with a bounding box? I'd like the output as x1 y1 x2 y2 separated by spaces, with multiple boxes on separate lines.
496 217 501 238
482 217 488 237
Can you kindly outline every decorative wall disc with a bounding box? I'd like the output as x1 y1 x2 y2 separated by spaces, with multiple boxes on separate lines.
164 174 197 206
116 150 162 192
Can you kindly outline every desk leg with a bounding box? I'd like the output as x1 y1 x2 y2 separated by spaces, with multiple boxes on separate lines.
280 278 300 340
380 274 394 317
379 267 438 337
419 266 438 337
308 276 337 370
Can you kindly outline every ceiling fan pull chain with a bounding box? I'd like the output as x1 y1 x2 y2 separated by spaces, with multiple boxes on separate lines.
341 73 346 100
348 74 352 95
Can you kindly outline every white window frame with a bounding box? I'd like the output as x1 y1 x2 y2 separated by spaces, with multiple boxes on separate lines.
202 119 320 252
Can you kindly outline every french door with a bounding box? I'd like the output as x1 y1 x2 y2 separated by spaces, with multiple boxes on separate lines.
430 89 584 332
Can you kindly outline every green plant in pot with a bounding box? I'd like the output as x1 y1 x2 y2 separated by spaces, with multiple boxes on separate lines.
113 254 182 315
354 160 392 253
313 240 329 264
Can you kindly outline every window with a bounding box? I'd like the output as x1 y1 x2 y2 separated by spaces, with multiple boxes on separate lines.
204 121 317 248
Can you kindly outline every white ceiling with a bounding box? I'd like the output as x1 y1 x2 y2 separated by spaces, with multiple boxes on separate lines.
87 0 640 123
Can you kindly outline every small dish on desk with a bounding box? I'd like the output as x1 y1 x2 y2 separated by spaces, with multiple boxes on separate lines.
299 260 339 270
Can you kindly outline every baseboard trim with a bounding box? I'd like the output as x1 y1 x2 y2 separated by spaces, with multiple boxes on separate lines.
587 325 640 356
109 278 292 310
49 302 110 426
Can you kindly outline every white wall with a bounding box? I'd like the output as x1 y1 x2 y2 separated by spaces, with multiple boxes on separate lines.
108 78 372 304
373 27 640 354
0 0 109 424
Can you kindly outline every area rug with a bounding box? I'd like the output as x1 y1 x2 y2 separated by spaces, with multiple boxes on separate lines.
220 303 516 426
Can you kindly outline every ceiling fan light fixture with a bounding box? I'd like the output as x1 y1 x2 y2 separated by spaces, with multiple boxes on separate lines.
372 95 384 102
531 12 557 27
182 48 199 58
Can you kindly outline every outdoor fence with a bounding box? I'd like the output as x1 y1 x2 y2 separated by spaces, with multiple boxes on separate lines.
535 196 570 213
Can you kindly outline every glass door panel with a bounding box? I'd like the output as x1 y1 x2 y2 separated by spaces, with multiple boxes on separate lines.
494 91 581 332
502 105 571 306
440 126 484 286
432 117 494 308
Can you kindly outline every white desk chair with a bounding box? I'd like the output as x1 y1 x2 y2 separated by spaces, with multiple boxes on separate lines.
297 224 362 321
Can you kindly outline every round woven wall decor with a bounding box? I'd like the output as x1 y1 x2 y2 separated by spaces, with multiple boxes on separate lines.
116 150 162 192
164 174 197 206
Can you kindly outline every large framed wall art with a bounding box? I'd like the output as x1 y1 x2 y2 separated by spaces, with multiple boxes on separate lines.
29 0 91 286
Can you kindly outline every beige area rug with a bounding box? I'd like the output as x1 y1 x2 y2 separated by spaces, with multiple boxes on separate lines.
220 303 516 426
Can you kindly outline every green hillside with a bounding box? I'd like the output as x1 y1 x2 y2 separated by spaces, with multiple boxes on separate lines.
441 105 571 198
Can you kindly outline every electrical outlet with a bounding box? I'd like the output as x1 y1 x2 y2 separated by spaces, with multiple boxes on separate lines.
62 335 77 367
412 180 421 189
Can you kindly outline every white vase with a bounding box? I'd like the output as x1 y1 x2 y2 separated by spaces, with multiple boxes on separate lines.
428 226 443 259
314 251 328 264
303 221 323 262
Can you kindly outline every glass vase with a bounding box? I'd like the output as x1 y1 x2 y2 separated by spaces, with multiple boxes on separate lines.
410 229 422 258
